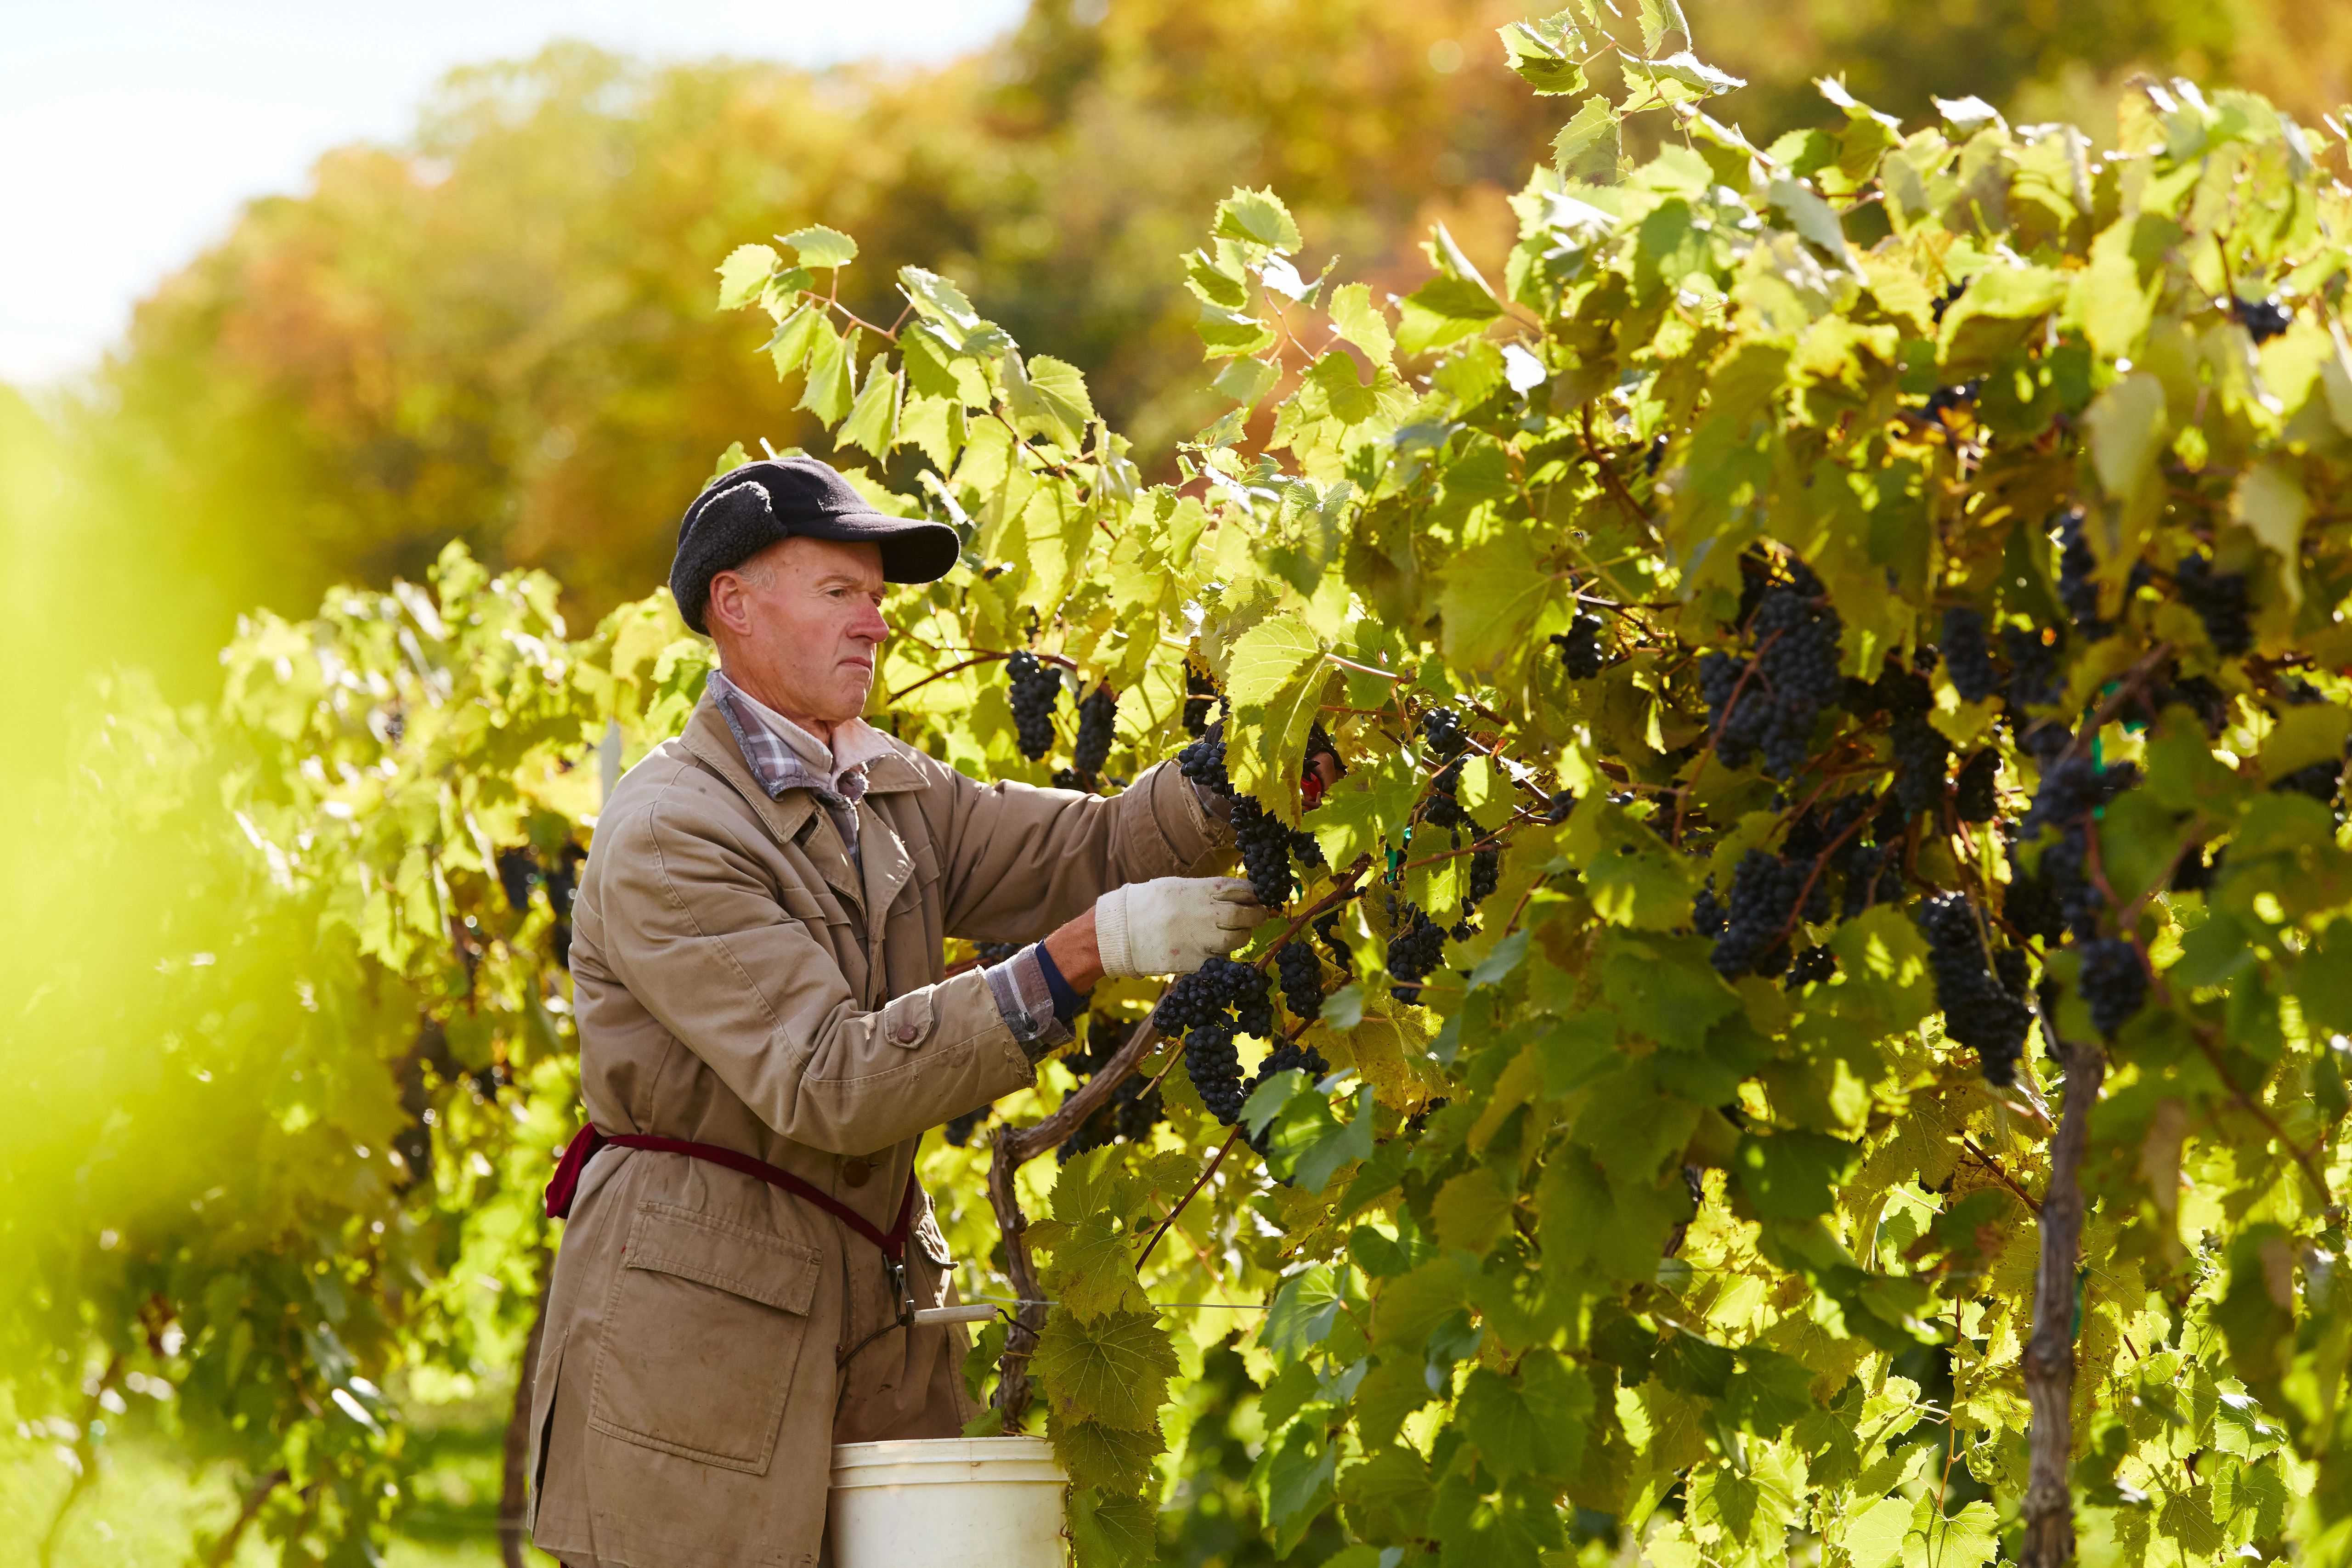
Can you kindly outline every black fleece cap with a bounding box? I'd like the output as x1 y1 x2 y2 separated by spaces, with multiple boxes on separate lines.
669 456 961 634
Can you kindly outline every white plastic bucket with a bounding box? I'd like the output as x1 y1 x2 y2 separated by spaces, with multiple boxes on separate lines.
827 1436 1069 1568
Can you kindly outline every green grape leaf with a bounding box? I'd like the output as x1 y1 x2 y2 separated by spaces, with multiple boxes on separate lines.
797 318 857 426
1734 1131 1860 1219
1328 282 1395 367
1048 1413 1163 1493
1458 1352 1594 1480
716 243 780 309
1619 51 1747 106
1066 1487 1158 1568
1214 187 1301 253
780 224 858 268
1498 13 1591 96
1006 352 1096 447
898 265 979 329
836 360 902 458
1033 1310 1177 1431
1636 0 1691 53
1399 275 1504 357
1553 96 1622 182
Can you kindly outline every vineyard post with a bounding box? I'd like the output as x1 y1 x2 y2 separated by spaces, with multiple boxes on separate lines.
2019 1034 2107 1568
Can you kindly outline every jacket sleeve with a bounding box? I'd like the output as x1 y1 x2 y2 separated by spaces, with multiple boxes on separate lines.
924 757 1232 944
598 795 1036 1155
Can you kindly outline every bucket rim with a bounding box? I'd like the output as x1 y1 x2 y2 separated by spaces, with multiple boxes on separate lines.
830 1435 1067 1482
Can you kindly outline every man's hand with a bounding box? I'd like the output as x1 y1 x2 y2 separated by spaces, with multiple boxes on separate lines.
1092 876 1269 978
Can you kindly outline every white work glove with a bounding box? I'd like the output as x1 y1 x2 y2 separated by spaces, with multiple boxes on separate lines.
1094 877 1269 977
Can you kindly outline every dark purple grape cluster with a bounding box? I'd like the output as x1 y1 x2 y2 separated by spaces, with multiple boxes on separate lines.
1709 849 1826 979
1420 707 1469 760
2233 294 2293 342
1922 378 1983 424
1843 844 1896 917
2273 757 2342 804
1552 614 1606 679
1276 941 1326 1021
1071 683 1117 783
1153 956 1270 1033
2055 510 2111 639
1450 845 1502 940
2078 937 2149 1034
1941 607 1999 702
1386 902 1447 1002
1311 908 1349 960
1183 662 1218 736
1232 798 1299 906
1423 758 1467 828
943 1108 987 1147
1785 946 1836 989
1465 846 1500 906
1006 651 1063 759
496 846 539 912
1156 957 1272 1125
2175 554 2252 656
1692 878 1728 936
1954 750 2000 823
1243 1039 1334 1157
1701 564 1844 780
975 940 1022 966
2004 626 2064 708
2173 845 2218 892
1917 893 2033 1086
547 842 586 968
1059 1072 1165 1163
1186 1026 1249 1123
1178 730 1230 793
1247 1039 1329 1097
1892 712 1952 821
2009 752 2142 942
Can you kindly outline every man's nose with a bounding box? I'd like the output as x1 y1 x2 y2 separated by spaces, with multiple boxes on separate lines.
851 602 890 643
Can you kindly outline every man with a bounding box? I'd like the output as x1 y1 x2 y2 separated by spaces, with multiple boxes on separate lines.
526 455 1263 1568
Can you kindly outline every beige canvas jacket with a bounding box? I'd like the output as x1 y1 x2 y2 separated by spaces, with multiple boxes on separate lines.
527 692 1226 1568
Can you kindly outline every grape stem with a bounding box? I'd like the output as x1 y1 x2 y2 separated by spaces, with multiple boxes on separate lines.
1958 1132 2043 1217
1135 1128 1240 1272
1765 788 1874 950
887 648 1080 703
2056 642 2172 766
1579 401 1655 530
1672 628 1784 845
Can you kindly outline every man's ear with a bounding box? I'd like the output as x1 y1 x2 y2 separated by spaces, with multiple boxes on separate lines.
706 570 751 639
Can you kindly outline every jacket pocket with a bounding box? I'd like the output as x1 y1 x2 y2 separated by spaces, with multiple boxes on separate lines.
586 1201 821 1474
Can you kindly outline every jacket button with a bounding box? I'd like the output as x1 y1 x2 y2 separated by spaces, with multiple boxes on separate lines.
842 1157 871 1187
892 1020 922 1044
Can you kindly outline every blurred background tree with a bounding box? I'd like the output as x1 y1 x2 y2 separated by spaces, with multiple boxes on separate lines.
45 0 2351 696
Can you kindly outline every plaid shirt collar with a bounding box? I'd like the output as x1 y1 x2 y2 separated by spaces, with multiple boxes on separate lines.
706 669 871 813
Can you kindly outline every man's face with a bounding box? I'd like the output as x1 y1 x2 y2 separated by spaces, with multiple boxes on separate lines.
705 536 890 727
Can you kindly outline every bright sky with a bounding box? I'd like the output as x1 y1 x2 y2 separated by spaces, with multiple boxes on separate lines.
0 1 1027 387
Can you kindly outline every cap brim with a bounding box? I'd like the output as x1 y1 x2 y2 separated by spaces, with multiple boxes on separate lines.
798 512 962 584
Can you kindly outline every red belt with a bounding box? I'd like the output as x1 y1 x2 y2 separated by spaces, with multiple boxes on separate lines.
544 1124 917 1261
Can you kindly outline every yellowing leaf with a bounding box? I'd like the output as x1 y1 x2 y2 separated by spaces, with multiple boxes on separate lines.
2234 459 2310 607
1440 525 1560 672
2084 370 2168 502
